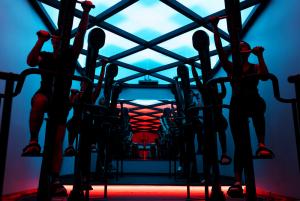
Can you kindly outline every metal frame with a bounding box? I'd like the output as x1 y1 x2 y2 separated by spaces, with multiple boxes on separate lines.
29 0 269 134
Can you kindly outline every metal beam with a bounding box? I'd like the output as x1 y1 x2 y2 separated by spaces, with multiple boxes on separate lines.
29 0 57 33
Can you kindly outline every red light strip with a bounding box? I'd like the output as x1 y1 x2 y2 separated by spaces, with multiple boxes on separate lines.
63 185 244 198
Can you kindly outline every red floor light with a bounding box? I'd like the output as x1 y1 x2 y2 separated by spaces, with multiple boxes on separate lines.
63 185 240 199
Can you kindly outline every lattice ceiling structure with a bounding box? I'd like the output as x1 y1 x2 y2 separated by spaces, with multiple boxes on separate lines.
29 0 269 141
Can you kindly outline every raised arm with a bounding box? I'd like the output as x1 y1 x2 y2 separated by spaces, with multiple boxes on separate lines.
190 61 204 93
210 17 233 74
72 1 94 58
92 59 107 103
27 30 50 67
252 46 269 75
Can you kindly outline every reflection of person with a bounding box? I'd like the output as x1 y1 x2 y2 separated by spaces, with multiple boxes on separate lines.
190 63 231 165
210 16 273 196
22 1 94 196
64 60 107 156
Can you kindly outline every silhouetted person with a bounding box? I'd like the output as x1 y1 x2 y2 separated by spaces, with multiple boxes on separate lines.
120 107 133 158
214 83 231 165
210 16 273 196
22 1 93 196
190 62 231 165
64 59 107 156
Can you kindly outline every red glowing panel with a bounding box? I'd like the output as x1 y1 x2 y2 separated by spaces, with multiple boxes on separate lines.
134 116 155 120
117 104 137 109
128 112 138 116
152 113 163 117
63 185 245 199
137 126 153 129
134 108 157 113
135 122 153 125
129 119 138 123
154 104 173 109
149 119 160 123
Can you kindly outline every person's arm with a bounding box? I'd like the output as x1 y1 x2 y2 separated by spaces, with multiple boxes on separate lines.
92 59 107 103
27 30 50 67
190 62 204 93
72 1 94 59
210 17 233 74
252 46 269 75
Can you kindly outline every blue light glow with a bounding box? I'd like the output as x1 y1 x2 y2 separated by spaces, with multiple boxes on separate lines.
130 100 162 106
176 0 225 17
75 0 121 17
42 0 257 85
241 6 256 24
114 66 140 81
119 49 177 70
125 76 170 85
105 0 192 41
42 3 80 30
177 0 247 17
71 26 138 57
158 27 229 58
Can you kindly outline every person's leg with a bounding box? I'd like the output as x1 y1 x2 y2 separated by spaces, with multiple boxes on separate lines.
216 114 232 164
50 98 70 196
252 96 266 145
252 97 273 158
51 123 67 196
64 118 78 155
52 124 66 177
193 119 204 154
228 97 246 197
23 92 48 155
29 93 48 141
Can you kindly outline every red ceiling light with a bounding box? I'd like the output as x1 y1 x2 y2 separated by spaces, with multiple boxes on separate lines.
134 116 155 120
137 126 153 129
117 104 137 109
154 104 173 109
134 108 158 113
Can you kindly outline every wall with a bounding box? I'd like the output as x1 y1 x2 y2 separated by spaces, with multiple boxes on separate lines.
0 0 51 194
244 0 300 198
215 0 300 198
1 0 300 198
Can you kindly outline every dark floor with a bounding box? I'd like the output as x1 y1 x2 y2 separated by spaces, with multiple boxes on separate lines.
60 172 236 186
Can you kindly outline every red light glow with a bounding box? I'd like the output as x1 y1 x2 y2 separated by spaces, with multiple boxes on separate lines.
63 185 242 199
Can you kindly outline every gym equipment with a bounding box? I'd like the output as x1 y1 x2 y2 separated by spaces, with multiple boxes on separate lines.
68 27 106 201
0 68 90 200
192 30 225 201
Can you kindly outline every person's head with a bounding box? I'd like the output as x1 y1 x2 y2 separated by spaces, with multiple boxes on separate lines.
240 41 251 61
51 30 61 52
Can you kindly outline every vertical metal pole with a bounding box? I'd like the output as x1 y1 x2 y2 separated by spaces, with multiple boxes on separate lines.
192 30 224 201
58 0 76 54
38 1 77 200
224 0 242 78
288 75 300 171
0 78 14 198
224 1 256 200
292 102 300 171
